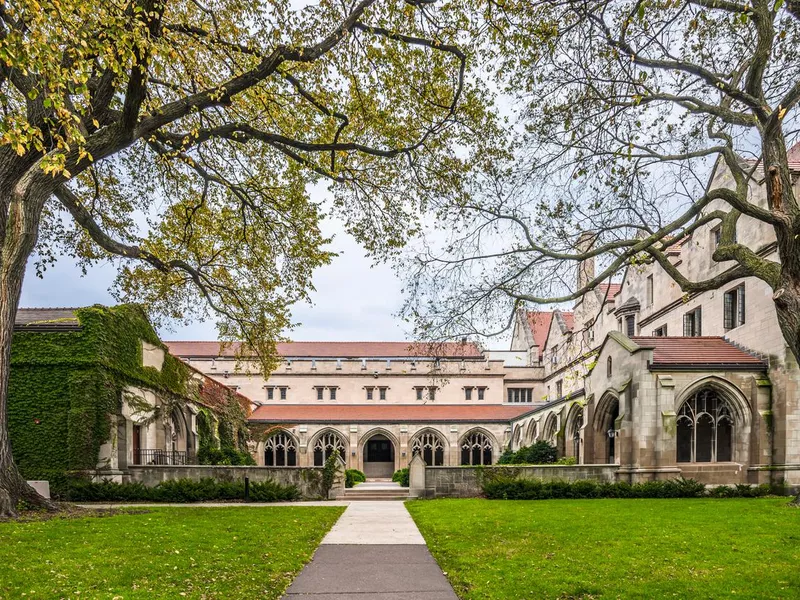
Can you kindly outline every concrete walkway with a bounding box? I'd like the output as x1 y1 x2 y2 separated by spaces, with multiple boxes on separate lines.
283 501 458 599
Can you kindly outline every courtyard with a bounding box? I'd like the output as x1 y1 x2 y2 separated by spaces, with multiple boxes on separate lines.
1 498 798 599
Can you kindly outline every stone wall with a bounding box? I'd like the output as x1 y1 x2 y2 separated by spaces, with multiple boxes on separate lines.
126 465 338 499
421 465 619 498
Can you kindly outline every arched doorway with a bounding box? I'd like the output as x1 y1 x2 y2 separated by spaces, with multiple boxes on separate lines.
363 432 395 478
594 393 620 464
460 430 495 465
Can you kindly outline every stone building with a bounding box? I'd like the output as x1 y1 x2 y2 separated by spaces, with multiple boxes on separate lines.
506 155 800 489
166 341 543 478
10 305 251 489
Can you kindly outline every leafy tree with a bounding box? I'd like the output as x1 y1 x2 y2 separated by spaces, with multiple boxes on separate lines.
0 0 498 517
403 0 800 503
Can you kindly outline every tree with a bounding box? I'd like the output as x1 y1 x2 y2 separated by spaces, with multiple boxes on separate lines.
402 1 800 500
0 0 498 517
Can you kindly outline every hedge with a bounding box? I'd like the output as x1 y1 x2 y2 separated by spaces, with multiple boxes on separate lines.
345 469 366 488
497 441 558 465
481 475 772 500
392 468 409 487
66 477 300 502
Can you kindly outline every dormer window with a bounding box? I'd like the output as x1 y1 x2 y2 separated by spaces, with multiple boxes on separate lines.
625 315 635 337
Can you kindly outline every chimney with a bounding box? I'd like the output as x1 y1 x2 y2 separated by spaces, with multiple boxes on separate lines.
576 232 595 291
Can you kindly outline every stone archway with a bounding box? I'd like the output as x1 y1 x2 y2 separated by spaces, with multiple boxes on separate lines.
361 430 397 479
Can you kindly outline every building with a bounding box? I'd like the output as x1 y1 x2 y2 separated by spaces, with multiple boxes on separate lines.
165 341 543 478
505 155 800 489
10 305 252 491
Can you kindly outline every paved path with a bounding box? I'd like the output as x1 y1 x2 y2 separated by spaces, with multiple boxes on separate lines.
283 501 458 599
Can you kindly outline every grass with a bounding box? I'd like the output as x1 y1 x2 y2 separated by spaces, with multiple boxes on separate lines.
407 498 800 600
0 506 344 599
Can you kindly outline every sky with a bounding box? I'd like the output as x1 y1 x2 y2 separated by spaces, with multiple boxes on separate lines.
19 208 410 343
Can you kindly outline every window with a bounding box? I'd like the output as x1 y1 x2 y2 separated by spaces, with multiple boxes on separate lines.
429 387 436 401
724 284 746 330
366 387 373 400
316 387 324 401
416 387 423 401
264 431 297 466
379 387 387 401
625 315 635 337
555 380 563 398
676 389 734 463
712 225 722 247
653 324 667 337
465 387 473 401
683 307 702 336
606 356 612 378
550 345 559 365
411 431 446 466
646 275 654 306
329 387 337 401
279 387 287 400
460 431 493 465
266 387 274 401
313 431 346 466
477 387 485 401
507 388 533 403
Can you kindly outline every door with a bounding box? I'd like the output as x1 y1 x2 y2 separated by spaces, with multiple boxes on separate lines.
132 425 142 465
363 434 395 479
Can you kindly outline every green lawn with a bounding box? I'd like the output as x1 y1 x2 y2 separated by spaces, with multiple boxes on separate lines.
407 498 800 600
0 506 344 599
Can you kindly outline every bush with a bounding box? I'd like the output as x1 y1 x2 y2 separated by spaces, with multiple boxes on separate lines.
497 441 558 465
392 468 409 487
345 469 366 488
65 477 299 502
481 476 770 500
198 447 255 466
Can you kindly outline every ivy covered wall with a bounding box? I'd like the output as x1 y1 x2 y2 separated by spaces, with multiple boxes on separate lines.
8 304 252 487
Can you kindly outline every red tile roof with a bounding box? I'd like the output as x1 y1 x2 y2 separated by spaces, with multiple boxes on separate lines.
185 363 254 415
598 283 621 300
561 312 575 332
630 337 766 369
249 404 540 423
526 311 553 349
166 340 483 359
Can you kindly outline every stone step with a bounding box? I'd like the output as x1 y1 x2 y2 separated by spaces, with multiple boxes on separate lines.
344 489 409 496
343 495 410 501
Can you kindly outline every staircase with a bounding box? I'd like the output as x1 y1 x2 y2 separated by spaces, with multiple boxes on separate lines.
342 481 410 501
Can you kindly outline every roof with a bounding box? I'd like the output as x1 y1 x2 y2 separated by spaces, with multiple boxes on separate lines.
185 364 253 415
15 308 81 330
525 311 554 349
166 340 483 359
630 336 766 370
615 296 641 314
597 283 621 301
560 311 575 332
249 404 541 424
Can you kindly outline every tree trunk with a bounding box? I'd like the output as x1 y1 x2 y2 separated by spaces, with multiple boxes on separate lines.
0 176 57 518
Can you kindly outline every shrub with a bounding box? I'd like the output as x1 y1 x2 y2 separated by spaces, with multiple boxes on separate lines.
497 441 558 465
392 468 409 487
65 477 299 503
481 476 770 500
345 469 366 488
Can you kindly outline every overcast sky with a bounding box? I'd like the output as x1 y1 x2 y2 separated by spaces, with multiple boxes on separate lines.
19 205 410 343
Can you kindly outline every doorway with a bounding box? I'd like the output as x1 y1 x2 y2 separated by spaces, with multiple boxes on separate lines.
363 433 395 479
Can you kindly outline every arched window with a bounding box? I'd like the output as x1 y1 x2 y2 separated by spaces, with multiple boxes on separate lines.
526 420 538 444
460 431 493 465
411 431 446 466
607 356 613 378
264 431 297 466
541 415 557 444
313 431 346 466
676 389 734 463
570 407 584 460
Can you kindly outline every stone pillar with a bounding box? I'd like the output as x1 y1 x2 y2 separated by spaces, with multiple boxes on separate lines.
408 454 426 498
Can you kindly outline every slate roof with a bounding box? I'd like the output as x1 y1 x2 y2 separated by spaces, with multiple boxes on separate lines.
249 403 542 424
14 308 81 330
597 283 622 300
166 340 483 359
525 311 554 349
630 336 766 370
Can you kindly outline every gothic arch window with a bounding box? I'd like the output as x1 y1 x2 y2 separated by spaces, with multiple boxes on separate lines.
570 407 584 460
411 430 446 466
313 431 347 466
676 389 734 463
526 420 538 444
264 431 297 466
607 356 613 378
460 431 493 465
541 415 557 444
